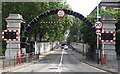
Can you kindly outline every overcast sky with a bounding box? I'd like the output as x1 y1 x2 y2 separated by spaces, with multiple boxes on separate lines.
67 0 102 17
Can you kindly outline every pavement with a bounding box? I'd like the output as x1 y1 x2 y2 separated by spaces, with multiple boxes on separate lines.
70 49 119 74
0 51 55 74
70 43 119 74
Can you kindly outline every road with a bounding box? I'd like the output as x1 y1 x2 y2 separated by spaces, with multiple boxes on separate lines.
6 48 110 74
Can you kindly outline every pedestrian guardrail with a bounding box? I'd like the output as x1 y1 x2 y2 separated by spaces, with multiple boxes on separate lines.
0 52 39 70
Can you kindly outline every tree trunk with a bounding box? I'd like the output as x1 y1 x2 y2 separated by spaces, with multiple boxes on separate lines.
86 45 96 61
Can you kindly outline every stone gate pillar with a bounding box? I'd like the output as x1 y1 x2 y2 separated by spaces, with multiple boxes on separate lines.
5 14 23 59
101 14 117 63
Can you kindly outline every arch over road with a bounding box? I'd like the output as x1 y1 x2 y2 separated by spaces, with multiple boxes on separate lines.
23 9 93 40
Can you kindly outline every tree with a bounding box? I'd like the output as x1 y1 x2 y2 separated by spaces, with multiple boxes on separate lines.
68 24 80 42
2 2 73 54
67 18 82 43
80 22 96 61
2 2 72 41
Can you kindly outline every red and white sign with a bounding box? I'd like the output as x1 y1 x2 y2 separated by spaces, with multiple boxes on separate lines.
96 30 101 35
57 10 65 18
2 30 19 41
94 20 103 30
99 31 116 42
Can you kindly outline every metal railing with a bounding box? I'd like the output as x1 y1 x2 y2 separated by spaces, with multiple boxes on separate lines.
0 52 39 70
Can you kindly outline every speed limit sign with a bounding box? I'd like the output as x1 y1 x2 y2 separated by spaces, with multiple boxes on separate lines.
94 20 103 30
57 10 65 18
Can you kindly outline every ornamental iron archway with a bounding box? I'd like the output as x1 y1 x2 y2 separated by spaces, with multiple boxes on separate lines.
23 9 93 42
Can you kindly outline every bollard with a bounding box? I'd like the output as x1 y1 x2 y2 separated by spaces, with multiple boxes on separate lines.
22 56 24 63
16 52 19 64
3 60 5 70
26 54 28 62
9 59 10 66
102 53 106 65
24 56 26 63
14 56 15 67
19 51 22 64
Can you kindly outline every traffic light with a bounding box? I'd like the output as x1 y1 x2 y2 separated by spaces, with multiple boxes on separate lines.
4 32 16 39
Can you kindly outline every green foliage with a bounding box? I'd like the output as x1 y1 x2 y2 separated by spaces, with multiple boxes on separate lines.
2 2 72 42
67 18 82 43
67 24 80 42
87 8 105 23
80 23 96 46
2 2 73 54
67 18 96 60
40 15 73 41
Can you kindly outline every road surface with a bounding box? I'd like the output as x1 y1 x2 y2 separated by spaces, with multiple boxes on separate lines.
3 48 110 74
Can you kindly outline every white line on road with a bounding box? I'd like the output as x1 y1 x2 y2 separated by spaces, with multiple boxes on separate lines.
68 50 107 72
56 49 64 72
81 62 106 72
59 49 64 66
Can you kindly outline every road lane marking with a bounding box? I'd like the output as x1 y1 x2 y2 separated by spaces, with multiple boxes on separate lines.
81 62 106 72
56 49 64 72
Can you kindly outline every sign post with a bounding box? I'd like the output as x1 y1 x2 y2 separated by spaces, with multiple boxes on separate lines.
94 20 103 64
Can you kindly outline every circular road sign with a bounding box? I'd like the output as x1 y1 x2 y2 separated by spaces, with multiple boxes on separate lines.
96 30 101 35
57 10 65 18
94 20 103 30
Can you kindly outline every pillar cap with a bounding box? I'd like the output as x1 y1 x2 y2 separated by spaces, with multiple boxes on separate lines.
101 14 117 24
6 14 23 20
101 14 116 21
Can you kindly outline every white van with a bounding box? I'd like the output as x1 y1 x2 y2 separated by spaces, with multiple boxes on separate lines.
64 45 68 50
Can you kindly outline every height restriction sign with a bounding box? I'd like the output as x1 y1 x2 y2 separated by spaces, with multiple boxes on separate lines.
94 20 103 30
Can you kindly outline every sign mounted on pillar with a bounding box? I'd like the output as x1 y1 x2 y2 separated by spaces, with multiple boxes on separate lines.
2 30 19 41
94 20 103 30
99 31 116 42
57 10 65 18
